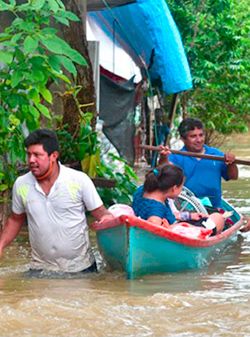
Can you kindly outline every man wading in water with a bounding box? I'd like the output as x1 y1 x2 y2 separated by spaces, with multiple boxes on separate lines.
0 129 115 275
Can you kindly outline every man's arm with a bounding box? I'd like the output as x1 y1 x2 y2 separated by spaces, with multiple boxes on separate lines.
224 152 239 180
90 205 113 221
227 163 238 180
0 212 26 256
90 205 120 228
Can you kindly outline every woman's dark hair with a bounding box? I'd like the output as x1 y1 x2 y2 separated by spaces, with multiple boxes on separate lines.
24 129 59 155
178 118 204 139
144 164 184 193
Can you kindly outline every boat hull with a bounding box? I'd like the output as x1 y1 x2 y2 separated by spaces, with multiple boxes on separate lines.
95 218 241 279
94 199 243 279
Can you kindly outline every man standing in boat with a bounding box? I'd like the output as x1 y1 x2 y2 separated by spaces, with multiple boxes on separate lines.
159 117 238 209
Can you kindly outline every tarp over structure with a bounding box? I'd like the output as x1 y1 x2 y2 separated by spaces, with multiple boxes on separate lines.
88 0 193 164
100 67 136 164
88 0 192 94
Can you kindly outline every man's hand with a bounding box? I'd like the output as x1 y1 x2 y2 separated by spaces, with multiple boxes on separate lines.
91 205 122 229
93 214 121 230
98 213 115 225
159 145 171 156
224 152 236 165
240 217 250 233
158 145 171 165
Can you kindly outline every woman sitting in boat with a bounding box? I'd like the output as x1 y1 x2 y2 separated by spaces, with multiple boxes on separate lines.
132 164 225 235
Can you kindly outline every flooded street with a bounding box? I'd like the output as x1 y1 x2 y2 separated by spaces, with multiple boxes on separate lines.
0 134 249 337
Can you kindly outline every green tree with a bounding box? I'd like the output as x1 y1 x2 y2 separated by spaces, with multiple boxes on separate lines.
0 0 138 222
167 0 250 141
0 0 86 195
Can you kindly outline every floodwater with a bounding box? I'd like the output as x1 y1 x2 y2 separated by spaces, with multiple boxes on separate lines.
0 134 250 337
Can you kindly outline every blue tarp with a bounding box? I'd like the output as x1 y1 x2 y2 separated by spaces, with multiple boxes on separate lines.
88 0 192 94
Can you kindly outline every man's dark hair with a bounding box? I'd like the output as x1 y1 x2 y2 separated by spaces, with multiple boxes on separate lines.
178 118 204 139
24 129 59 155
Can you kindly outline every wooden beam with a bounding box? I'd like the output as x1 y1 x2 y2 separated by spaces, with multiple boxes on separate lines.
87 0 136 11
140 145 250 166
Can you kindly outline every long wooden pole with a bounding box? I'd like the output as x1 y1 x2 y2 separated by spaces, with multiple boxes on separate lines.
140 144 250 166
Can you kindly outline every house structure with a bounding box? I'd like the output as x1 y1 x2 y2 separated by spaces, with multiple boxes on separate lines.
87 0 193 165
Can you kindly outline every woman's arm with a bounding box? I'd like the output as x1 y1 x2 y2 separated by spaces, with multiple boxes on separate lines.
147 215 170 228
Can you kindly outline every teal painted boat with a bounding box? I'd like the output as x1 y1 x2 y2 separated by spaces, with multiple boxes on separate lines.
93 193 243 279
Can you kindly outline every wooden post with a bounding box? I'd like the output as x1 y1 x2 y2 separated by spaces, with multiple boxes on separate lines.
166 93 178 145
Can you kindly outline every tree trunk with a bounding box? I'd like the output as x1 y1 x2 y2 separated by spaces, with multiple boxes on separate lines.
0 190 11 231
61 0 97 133
180 92 189 119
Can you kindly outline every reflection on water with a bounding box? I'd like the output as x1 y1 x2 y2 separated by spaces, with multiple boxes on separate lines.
0 136 250 337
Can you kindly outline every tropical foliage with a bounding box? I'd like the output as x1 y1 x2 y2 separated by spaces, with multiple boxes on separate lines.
0 0 138 207
0 0 86 195
167 0 250 139
96 153 138 207
57 119 138 207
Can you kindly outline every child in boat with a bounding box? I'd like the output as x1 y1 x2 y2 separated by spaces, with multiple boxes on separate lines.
132 164 225 235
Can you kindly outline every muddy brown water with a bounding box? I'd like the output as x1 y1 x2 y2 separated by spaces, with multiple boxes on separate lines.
0 133 249 337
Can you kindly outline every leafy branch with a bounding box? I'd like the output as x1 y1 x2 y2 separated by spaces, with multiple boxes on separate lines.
0 0 87 192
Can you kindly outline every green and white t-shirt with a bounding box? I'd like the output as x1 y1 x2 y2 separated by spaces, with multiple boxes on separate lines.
12 163 103 272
